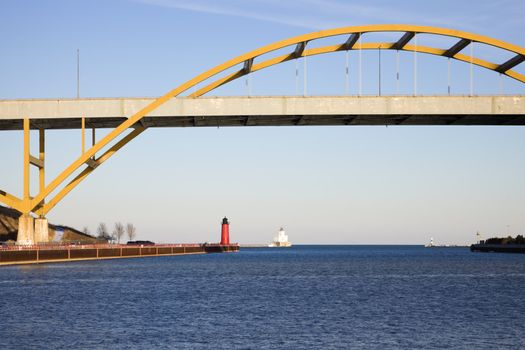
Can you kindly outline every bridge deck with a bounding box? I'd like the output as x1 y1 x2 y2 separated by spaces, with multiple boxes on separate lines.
0 96 524 130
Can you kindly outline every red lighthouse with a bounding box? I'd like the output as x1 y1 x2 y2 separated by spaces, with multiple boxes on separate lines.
220 217 230 245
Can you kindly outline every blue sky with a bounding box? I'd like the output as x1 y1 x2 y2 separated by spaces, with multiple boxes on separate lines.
1 0 524 244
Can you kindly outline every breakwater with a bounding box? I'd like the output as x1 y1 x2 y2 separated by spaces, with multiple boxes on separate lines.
470 243 525 253
0 243 239 266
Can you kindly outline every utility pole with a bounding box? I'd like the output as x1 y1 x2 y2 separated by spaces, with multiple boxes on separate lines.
77 49 80 99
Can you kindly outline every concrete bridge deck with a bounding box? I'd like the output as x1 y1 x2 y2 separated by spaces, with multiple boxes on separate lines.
0 96 524 130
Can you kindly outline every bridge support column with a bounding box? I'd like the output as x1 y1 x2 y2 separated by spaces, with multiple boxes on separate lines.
34 217 49 244
17 214 35 245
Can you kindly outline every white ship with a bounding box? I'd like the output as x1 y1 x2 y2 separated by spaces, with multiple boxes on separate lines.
268 227 292 247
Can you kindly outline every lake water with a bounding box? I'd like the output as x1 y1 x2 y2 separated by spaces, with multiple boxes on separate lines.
1 245 524 349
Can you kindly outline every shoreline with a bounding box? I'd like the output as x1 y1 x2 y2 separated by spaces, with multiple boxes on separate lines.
470 243 525 253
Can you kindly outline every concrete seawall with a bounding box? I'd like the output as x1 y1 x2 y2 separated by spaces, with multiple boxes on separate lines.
470 243 525 253
0 244 239 266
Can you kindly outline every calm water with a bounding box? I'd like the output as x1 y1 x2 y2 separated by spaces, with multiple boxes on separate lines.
1 246 524 349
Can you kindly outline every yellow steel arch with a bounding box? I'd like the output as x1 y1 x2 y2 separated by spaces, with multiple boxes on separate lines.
186 24 525 97
2 24 524 216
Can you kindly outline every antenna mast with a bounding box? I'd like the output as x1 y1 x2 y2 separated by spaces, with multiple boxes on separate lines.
76 49 80 99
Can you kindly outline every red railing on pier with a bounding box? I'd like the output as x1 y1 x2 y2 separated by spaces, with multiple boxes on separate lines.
0 243 238 251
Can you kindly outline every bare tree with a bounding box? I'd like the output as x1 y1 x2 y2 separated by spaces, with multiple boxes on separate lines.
126 223 137 242
82 226 90 235
96 223 108 239
113 222 125 244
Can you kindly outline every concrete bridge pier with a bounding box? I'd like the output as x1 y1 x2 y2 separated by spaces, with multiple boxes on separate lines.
17 214 35 245
34 217 49 244
17 215 49 244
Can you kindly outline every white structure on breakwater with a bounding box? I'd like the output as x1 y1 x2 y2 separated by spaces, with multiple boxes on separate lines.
269 227 292 247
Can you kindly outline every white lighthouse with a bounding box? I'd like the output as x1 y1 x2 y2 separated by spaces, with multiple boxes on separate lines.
269 227 292 247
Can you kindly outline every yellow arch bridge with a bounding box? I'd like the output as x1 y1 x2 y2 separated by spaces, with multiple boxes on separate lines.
1 24 524 243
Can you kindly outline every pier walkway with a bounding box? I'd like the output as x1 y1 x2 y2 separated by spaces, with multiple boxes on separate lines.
0 243 239 266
